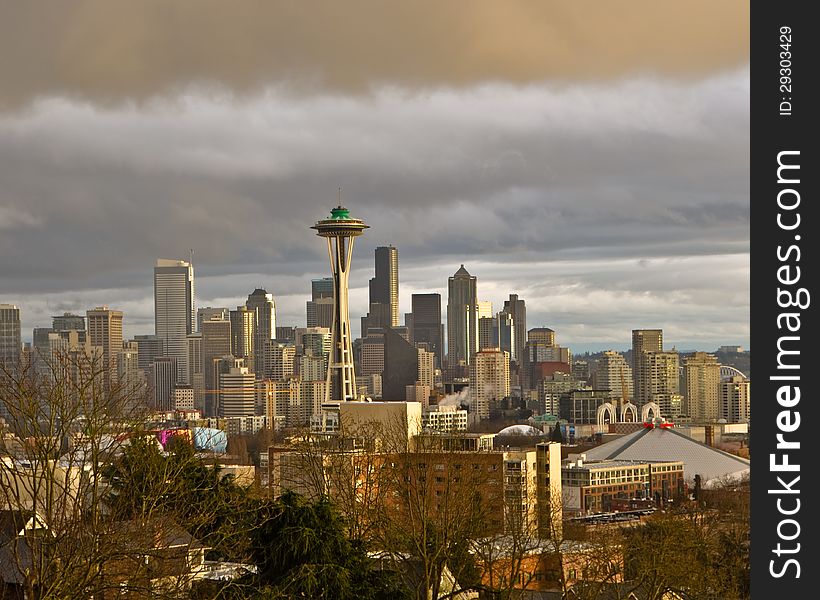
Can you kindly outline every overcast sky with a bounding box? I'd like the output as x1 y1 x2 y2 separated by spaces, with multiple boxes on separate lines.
0 1 749 352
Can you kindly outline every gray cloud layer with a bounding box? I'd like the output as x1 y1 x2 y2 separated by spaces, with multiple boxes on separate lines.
0 68 749 350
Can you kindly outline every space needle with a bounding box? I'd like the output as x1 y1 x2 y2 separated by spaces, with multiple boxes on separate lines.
312 205 369 403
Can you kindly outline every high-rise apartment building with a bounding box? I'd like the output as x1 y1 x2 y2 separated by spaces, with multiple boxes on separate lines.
720 376 750 423
86 306 124 386
186 333 203 409
246 288 276 378
0 304 22 370
632 329 663 405
219 360 256 417
411 293 443 369
470 348 510 420
638 351 680 412
594 350 634 401
259 342 296 381
447 265 478 368
154 259 195 384
683 352 721 422
502 294 526 365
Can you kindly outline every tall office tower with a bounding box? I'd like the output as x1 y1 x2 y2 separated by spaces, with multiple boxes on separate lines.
447 265 478 368
246 288 276 377
496 311 515 363
683 352 721 422
219 360 256 417
383 327 419 400
307 277 335 328
720 376 750 423
470 348 510 420
186 333 204 410
502 294 526 365
411 293 443 369
594 351 634 401
638 350 680 413
312 277 334 300
134 334 164 377
200 317 231 416
632 329 664 405
528 327 555 346
275 326 297 343
52 313 85 332
154 259 195 384
152 356 178 411
86 306 124 386
478 316 496 351
307 297 334 329
197 307 230 331
0 304 22 370
477 301 493 320
312 206 368 402
359 330 385 379
259 342 296 381
370 245 399 327
230 305 256 374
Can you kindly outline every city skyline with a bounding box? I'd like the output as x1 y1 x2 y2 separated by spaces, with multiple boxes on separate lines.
0 2 749 353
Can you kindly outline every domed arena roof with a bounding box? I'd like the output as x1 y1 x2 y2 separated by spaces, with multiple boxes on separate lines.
497 424 543 437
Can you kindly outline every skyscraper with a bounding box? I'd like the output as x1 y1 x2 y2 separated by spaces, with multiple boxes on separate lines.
470 348 510 420
154 259 195 384
502 294 526 364
0 304 21 370
372 245 399 327
200 317 231 416
307 277 334 328
312 206 368 403
361 245 399 335
447 265 477 368
411 293 443 369
52 313 85 332
632 329 664 405
683 352 721 422
246 288 276 377
595 350 634 402
86 306 124 385
230 305 256 374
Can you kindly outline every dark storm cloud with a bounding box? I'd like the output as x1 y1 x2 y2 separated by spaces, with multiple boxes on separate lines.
1 1 748 107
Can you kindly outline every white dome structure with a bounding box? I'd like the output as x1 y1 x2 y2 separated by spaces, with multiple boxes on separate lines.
497 424 543 437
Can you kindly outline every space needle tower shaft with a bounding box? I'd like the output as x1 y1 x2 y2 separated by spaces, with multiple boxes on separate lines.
311 205 369 403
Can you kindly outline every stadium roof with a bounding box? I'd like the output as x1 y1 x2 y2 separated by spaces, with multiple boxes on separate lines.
579 425 749 485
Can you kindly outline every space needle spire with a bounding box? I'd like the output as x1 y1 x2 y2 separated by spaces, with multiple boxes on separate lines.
312 205 369 402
